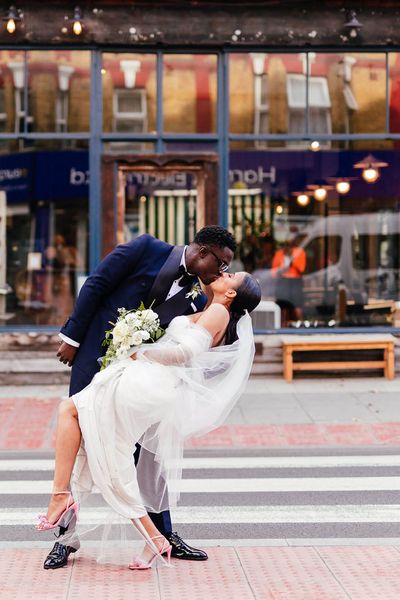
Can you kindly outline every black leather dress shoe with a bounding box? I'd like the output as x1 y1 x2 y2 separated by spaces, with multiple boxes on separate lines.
166 532 208 561
43 541 79 570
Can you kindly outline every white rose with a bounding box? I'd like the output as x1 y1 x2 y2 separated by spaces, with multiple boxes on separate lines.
130 331 143 346
113 320 130 344
141 309 158 322
138 330 150 341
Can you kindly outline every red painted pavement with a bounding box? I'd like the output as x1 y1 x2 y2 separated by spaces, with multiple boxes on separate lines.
1 396 400 450
2 546 400 599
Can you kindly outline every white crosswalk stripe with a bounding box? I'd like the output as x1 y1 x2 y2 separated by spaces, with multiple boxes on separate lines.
2 451 400 542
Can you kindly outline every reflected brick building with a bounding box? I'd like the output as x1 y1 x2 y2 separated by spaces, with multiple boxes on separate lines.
1 1 400 330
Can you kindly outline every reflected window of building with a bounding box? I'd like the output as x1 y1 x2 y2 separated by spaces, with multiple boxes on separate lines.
229 143 400 328
287 74 332 142
163 54 217 133
102 53 156 135
2 144 89 326
113 88 147 133
26 51 90 134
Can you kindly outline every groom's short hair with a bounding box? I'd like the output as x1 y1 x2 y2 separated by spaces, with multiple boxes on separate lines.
193 225 236 252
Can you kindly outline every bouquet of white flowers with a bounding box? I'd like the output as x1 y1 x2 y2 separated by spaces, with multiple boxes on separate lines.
100 302 164 370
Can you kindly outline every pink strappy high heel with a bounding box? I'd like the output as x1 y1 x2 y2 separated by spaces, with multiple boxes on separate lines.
36 491 79 531
129 535 172 570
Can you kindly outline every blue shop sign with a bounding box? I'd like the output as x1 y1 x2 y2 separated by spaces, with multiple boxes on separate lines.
0 150 89 203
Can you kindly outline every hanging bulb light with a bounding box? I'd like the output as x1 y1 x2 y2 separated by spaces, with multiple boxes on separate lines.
3 6 21 34
309 140 321 152
275 204 284 215
307 181 333 202
6 16 15 33
314 187 327 202
297 193 310 207
335 180 351 194
292 192 310 207
353 153 388 184
72 6 83 35
328 172 356 195
362 167 379 183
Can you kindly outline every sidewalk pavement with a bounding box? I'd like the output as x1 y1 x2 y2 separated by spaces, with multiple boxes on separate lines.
2 375 400 599
1 376 400 449
2 544 400 599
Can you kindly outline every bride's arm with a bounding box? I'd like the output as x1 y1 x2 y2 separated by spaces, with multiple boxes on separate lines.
131 304 229 365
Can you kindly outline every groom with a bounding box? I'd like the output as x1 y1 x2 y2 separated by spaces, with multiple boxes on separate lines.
44 225 236 569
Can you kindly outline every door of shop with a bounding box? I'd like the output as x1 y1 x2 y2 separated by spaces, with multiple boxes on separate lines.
101 154 218 256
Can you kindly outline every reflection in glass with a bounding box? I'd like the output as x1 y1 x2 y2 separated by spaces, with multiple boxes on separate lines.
229 146 400 328
102 53 156 137
229 52 388 148
312 53 386 138
0 51 24 142
2 145 89 325
389 53 400 134
122 170 198 245
27 51 90 133
163 54 217 133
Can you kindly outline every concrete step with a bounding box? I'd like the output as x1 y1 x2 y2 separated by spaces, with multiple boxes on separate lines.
0 353 70 385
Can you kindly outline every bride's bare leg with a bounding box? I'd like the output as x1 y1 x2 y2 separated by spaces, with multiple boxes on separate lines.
131 515 169 560
46 398 81 523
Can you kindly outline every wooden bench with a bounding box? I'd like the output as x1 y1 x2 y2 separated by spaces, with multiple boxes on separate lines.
281 334 396 383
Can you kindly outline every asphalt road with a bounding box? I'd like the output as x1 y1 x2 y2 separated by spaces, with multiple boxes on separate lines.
2 446 400 546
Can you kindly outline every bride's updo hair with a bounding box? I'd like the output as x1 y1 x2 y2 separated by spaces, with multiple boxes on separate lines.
225 274 261 345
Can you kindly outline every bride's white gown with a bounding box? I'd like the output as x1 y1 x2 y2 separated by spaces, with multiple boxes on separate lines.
65 313 254 543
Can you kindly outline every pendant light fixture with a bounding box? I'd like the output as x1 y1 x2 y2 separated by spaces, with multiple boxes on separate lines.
353 154 388 184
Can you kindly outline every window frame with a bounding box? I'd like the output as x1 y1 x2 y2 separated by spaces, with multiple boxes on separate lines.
0 46 399 334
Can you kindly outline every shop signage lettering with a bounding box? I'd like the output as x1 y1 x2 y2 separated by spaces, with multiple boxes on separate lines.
70 167 90 185
126 172 188 187
229 165 276 186
0 168 28 182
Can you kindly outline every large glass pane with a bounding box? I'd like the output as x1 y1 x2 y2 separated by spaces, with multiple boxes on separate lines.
163 54 217 133
310 53 386 137
229 143 400 329
121 168 199 245
1 143 89 326
0 50 25 135
102 53 156 135
229 53 306 138
27 51 90 132
389 53 400 134
229 52 387 145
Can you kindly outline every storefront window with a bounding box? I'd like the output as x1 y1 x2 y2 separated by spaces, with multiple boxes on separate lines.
229 144 400 328
102 53 156 137
0 50 25 136
27 51 90 133
229 52 388 145
163 54 217 133
3 144 89 326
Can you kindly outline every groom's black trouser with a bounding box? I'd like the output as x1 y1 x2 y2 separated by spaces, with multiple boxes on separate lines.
70 364 173 537
133 444 173 536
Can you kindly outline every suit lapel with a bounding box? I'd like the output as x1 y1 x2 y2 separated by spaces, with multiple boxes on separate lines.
147 245 184 307
155 287 207 326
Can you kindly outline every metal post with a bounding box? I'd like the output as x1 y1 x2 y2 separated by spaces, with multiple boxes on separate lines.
217 51 229 228
156 51 164 154
89 49 102 271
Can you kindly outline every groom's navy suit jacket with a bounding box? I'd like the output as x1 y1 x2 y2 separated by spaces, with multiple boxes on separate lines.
61 234 207 396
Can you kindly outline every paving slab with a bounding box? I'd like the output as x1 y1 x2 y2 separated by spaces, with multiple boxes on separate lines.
2 545 400 600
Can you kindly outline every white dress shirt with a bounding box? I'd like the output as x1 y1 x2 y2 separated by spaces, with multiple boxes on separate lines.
59 246 190 348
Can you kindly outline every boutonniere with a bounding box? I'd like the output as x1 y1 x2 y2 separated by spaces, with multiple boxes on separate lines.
185 282 202 300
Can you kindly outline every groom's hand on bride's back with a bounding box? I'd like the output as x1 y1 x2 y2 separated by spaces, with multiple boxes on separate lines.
57 342 78 366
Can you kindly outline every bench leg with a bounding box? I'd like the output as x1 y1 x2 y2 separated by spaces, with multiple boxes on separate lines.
283 348 293 383
385 345 395 380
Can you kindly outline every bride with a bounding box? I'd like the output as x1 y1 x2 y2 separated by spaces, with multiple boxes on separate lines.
36 271 261 569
